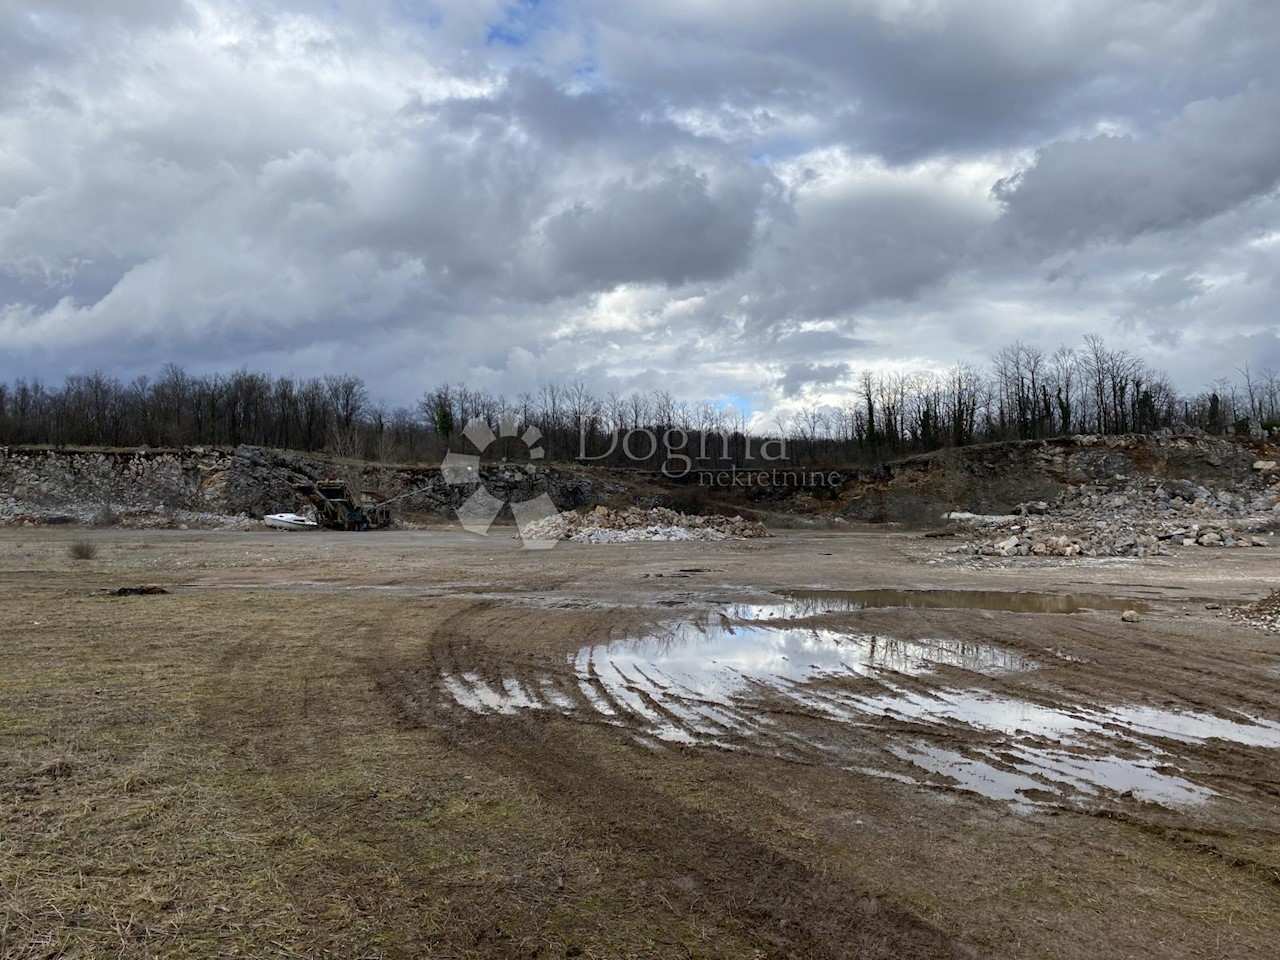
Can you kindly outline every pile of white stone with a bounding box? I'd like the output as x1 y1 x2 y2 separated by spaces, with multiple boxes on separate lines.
521 505 768 543
943 461 1277 558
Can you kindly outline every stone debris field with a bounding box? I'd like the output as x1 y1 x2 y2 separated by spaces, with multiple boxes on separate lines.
520 505 769 543
943 458 1277 558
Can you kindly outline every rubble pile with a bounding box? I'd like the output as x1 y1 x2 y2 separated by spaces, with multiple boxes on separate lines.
1228 591 1280 634
522 506 768 543
943 464 1278 558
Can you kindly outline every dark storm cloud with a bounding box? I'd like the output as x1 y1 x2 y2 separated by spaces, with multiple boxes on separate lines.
994 83 1280 249
778 361 851 398
579 0 1280 156
739 166 990 326
542 166 764 288
766 328 873 358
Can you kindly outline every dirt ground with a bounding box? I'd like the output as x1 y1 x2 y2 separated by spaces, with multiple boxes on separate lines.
2 526 1278 959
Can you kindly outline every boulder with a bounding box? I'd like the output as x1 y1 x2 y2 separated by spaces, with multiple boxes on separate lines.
993 535 1021 556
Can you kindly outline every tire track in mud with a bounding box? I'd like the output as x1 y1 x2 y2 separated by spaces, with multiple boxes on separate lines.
375 595 1280 911
377 655 975 960
423 604 937 762
365 599 976 957
495 717 973 960
406 598 1280 804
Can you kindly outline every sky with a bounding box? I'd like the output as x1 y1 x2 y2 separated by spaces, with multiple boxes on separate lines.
1 0 1278 425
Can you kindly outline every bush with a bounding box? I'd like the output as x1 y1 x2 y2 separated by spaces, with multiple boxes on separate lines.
69 540 98 561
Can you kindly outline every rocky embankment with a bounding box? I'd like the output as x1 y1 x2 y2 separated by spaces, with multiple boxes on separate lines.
940 450 1277 558
0 445 602 528
2 434 1275 544
831 432 1274 524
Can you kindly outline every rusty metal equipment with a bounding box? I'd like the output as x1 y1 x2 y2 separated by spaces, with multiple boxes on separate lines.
294 478 391 531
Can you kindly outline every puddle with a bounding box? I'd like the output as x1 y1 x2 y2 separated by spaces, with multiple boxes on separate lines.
591 611 1034 695
890 744 1050 805
846 683 1278 805
891 742 1213 808
850 685 1104 739
436 599 1280 810
784 589 1148 615
1102 704 1280 747
1007 745 1213 807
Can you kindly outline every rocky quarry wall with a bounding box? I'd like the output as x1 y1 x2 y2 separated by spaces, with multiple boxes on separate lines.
828 432 1273 519
1 434 1275 557
901 434 1279 558
0 445 602 528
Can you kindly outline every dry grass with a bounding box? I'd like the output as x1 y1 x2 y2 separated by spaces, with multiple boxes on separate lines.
67 540 97 560
5 529 1280 959
0 561 753 958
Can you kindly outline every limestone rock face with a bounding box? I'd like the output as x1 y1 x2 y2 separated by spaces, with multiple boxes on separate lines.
0 445 606 528
939 436 1276 560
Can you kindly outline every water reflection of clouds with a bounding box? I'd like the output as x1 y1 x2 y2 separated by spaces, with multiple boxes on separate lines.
439 599 1280 809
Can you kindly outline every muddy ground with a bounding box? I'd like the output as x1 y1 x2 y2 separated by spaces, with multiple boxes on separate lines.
2 526 1278 959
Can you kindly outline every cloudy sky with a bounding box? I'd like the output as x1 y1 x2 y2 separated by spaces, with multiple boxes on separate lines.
2 0 1278 421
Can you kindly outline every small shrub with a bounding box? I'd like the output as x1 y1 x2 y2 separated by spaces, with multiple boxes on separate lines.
69 540 98 561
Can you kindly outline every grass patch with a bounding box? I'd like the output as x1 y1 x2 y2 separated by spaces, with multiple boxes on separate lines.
68 540 98 560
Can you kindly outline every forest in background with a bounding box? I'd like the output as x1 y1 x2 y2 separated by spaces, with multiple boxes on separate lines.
2 336 1276 470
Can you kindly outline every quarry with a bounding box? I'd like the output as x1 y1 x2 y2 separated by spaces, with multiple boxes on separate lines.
2 431 1279 959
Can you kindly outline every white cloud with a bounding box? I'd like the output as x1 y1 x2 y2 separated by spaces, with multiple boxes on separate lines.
0 0 1277 424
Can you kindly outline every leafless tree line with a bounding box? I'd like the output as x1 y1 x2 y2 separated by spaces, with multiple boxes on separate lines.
1 337 1275 468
